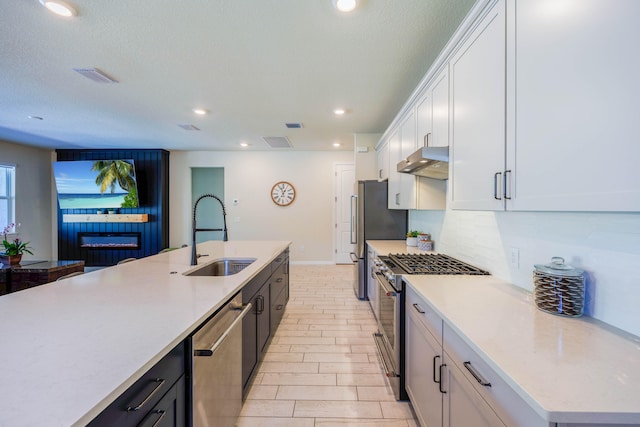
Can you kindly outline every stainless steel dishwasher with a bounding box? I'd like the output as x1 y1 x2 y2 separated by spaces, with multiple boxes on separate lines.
192 292 252 427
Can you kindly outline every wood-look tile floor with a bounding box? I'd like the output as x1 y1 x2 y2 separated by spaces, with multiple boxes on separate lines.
238 264 418 427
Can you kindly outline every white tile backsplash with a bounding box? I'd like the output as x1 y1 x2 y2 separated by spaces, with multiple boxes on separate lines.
410 209 640 337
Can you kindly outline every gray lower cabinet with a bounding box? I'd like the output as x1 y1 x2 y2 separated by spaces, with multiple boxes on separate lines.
406 284 547 427
242 249 289 397
242 271 271 395
270 253 289 335
88 342 186 427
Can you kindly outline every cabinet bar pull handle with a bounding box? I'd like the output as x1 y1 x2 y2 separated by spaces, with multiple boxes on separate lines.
464 361 492 387
395 193 400 205
412 303 425 314
503 170 512 200
433 355 441 384
150 410 166 427
424 133 431 147
379 169 383 179
138 409 167 427
276 278 283 283
494 172 502 200
439 364 447 394
257 295 264 314
126 378 166 411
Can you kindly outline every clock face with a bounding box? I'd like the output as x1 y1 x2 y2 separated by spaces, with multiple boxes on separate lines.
271 181 296 206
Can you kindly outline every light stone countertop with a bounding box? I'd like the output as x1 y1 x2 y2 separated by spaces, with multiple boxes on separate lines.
0 240 290 427
368 240 640 424
366 239 426 255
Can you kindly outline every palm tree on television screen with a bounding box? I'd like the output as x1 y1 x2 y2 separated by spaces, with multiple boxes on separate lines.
91 160 138 207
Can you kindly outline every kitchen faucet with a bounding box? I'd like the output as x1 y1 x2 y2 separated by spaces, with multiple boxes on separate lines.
191 193 228 266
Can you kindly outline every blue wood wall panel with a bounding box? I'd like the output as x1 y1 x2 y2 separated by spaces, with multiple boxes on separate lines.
56 149 169 266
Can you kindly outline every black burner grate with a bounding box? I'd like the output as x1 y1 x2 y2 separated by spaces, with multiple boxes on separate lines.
388 253 489 275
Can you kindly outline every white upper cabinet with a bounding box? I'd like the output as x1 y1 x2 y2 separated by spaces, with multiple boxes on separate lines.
376 138 389 182
387 112 447 210
382 0 640 212
389 112 418 209
506 0 640 211
417 67 450 149
450 0 640 212
387 128 402 208
449 0 506 211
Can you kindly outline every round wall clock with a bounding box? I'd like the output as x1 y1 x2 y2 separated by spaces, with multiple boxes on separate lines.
271 181 296 206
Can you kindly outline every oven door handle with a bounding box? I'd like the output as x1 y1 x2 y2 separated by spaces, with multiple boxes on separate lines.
377 274 398 296
373 332 397 378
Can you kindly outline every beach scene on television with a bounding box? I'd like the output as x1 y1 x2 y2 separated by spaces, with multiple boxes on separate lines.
53 160 139 209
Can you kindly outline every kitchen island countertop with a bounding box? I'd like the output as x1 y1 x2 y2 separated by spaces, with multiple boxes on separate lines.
369 239 640 424
0 240 290 427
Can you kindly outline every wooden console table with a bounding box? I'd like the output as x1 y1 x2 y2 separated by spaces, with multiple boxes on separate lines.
0 260 85 295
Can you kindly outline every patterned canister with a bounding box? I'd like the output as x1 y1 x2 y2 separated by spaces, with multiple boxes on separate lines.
533 257 585 317
418 234 433 251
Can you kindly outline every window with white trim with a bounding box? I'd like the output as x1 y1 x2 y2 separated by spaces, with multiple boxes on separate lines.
0 164 15 230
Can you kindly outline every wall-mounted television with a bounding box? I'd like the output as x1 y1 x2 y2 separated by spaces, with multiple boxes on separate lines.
53 160 140 209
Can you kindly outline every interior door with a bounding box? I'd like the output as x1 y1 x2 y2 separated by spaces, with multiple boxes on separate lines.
334 163 356 264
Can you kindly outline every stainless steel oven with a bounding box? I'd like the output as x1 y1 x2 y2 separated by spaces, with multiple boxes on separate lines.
372 253 489 401
372 256 403 399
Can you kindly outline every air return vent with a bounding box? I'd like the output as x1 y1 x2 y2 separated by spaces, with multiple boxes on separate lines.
73 68 118 83
263 136 292 148
178 124 200 131
285 123 303 129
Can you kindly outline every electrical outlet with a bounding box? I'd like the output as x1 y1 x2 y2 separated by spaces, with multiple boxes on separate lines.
509 247 520 269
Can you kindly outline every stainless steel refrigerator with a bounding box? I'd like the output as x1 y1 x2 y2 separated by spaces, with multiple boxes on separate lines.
350 180 408 299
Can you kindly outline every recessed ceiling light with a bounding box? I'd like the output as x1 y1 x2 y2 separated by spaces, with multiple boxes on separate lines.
332 0 357 12
39 0 77 17
240 142 249 147
333 142 341 147
192 108 208 116
333 108 346 116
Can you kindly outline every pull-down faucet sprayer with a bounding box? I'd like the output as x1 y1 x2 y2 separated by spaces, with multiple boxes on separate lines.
191 194 228 266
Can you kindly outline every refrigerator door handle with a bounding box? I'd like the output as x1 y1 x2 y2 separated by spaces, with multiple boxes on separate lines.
350 195 358 244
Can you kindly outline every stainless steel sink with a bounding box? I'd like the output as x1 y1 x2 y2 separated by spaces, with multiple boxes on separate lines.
185 258 256 277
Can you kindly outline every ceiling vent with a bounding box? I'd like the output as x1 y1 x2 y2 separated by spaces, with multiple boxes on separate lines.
285 123 303 129
263 136 293 148
178 124 200 131
73 68 118 83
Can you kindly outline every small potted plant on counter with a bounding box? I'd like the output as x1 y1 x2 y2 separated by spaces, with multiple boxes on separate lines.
1 223 34 265
406 230 421 247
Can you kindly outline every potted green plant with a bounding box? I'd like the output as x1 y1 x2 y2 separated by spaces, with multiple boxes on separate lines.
1 223 34 265
406 230 421 247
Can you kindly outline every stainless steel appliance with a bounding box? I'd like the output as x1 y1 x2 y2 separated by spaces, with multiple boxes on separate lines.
192 292 252 427
396 146 449 179
350 180 408 300
372 253 489 400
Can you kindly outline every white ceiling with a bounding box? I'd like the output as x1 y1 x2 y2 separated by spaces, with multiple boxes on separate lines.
0 0 475 151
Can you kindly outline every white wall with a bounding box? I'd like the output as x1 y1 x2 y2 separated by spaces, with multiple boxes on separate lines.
355 133 380 182
170 150 354 263
410 208 640 337
0 140 54 261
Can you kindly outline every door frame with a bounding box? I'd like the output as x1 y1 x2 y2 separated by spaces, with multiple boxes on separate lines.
334 162 356 264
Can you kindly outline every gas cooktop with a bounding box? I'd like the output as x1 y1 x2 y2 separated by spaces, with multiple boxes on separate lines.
386 253 490 275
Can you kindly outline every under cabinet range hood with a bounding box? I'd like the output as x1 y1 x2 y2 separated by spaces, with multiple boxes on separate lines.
397 146 449 180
